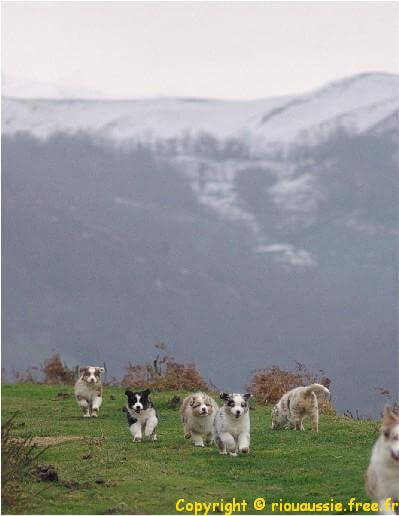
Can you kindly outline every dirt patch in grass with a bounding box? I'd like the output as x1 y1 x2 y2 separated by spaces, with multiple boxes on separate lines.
12 436 83 446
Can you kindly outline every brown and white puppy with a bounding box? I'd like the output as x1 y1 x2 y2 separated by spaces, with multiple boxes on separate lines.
180 392 218 447
271 383 330 432
74 366 105 418
365 406 399 515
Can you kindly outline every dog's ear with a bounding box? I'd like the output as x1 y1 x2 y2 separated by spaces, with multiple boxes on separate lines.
220 392 229 401
189 396 195 406
142 389 150 397
244 393 252 401
125 390 133 398
79 367 88 375
382 405 399 429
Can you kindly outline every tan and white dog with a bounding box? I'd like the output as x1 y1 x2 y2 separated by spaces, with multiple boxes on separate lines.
180 392 218 447
74 366 105 418
271 383 330 432
365 406 399 515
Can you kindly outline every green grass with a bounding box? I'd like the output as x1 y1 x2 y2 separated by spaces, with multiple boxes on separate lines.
2 383 379 515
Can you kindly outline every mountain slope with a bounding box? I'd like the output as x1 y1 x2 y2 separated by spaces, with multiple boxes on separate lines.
2 72 398 415
3 72 398 146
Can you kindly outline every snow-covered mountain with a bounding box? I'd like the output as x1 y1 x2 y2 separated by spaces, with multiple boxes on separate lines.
3 71 398 416
3 72 398 147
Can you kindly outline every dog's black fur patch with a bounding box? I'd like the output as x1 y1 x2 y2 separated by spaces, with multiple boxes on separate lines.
125 389 153 411
123 389 157 427
122 406 137 426
220 392 251 409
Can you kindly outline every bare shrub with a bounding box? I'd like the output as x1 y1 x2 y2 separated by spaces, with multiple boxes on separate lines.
247 362 334 414
122 344 208 392
41 354 75 385
2 413 48 509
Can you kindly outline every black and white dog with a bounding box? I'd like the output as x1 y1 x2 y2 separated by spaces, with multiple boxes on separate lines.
213 392 252 456
123 389 158 442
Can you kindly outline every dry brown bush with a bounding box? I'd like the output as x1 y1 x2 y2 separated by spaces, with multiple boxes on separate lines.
41 354 76 385
247 362 334 415
122 344 208 392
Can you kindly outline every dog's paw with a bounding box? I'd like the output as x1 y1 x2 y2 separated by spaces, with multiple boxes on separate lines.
219 450 228 455
194 442 204 447
229 452 238 457
151 434 157 441
91 412 98 418
133 437 142 442
184 433 191 439
83 413 91 418
239 447 249 454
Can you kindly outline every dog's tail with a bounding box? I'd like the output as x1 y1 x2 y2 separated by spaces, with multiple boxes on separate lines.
303 383 330 399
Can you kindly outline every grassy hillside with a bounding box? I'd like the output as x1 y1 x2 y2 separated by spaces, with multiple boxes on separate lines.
2 383 379 515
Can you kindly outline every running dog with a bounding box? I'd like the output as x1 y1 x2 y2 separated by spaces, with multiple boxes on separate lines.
123 389 158 442
74 366 105 418
271 383 330 432
365 406 399 515
213 392 252 456
180 392 218 447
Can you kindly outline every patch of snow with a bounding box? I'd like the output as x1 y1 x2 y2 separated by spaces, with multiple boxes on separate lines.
256 243 316 268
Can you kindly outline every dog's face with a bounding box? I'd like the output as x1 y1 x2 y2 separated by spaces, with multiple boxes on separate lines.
220 392 251 419
381 406 399 464
80 366 104 384
125 389 151 414
189 393 214 417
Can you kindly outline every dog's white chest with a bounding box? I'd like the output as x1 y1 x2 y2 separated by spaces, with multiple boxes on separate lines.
129 407 155 424
220 410 249 436
75 380 100 400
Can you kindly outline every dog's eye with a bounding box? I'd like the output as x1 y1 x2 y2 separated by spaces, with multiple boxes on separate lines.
193 404 201 408
228 401 234 407
384 430 390 439
241 403 246 408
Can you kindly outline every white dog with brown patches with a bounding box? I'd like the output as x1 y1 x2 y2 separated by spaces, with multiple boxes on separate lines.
365 406 399 515
180 392 218 447
213 392 252 456
271 383 330 432
74 366 105 418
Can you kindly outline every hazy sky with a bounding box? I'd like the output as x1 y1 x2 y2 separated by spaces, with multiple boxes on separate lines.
2 1 399 99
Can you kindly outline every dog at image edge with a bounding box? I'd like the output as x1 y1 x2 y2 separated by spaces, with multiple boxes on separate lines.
365 406 399 515
123 389 158 442
74 366 105 418
180 391 219 447
271 383 330 432
213 392 252 456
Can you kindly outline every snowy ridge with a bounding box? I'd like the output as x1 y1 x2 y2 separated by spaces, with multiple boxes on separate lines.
3 72 398 270
3 72 398 147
